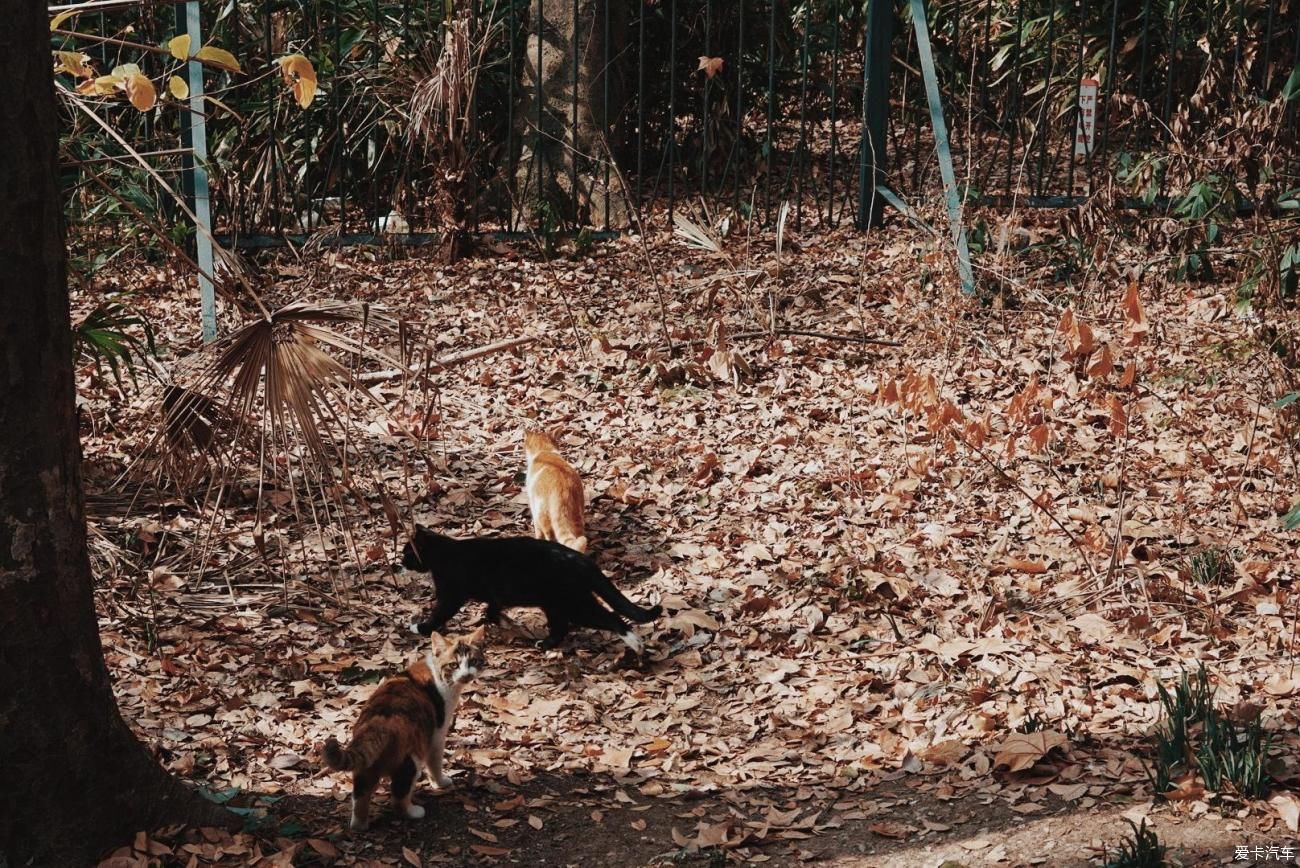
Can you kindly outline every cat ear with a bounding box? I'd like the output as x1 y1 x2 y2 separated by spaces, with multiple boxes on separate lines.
426 633 447 658
464 624 487 646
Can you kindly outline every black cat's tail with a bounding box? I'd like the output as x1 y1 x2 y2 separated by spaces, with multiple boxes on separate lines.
587 567 662 624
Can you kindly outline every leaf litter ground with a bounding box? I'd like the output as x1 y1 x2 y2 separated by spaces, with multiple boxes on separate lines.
83 219 1300 867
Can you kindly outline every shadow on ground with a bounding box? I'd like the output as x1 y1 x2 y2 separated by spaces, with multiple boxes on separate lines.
269 767 1274 867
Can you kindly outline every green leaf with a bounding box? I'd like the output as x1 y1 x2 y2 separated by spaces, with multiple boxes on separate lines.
1285 502 1300 531
278 819 309 837
1271 392 1300 409
202 786 242 804
1282 63 1300 101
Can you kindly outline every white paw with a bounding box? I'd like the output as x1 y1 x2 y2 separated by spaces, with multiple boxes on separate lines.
435 774 454 789
403 803 426 820
349 815 369 832
409 621 423 635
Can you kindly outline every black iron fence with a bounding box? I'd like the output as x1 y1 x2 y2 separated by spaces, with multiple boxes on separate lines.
55 0 1300 242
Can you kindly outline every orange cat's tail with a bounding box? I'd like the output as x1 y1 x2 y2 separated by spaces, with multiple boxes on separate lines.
322 729 388 772
560 534 588 553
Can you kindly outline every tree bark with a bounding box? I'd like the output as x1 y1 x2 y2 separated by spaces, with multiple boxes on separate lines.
515 0 629 228
0 4 231 864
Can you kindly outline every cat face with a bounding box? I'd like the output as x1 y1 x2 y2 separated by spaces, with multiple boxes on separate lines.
399 525 435 572
400 539 423 571
449 641 486 684
429 625 487 684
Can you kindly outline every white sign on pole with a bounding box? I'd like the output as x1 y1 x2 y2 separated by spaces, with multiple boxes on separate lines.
1075 78 1099 156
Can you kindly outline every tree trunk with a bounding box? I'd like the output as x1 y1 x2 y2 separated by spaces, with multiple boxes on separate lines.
515 0 629 228
0 5 231 864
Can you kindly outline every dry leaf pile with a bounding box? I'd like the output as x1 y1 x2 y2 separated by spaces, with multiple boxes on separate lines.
81 219 1300 866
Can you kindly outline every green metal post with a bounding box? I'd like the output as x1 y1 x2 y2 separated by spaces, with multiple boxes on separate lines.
858 0 894 229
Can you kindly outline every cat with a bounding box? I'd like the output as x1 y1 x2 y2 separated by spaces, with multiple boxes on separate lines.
523 428 588 553
322 625 486 832
400 525 661 654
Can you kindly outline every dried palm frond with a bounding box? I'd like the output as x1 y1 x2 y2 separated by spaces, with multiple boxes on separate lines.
113 300 425 600
673 213 723 255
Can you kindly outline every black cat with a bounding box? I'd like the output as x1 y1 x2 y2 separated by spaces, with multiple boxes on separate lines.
400 526 662 653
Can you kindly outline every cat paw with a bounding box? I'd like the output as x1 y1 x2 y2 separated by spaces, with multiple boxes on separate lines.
403 803 426 820
434 774 454 789
349 815 369 833
410 621 431 637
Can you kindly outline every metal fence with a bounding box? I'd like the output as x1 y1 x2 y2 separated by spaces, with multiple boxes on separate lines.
57 0 1300 242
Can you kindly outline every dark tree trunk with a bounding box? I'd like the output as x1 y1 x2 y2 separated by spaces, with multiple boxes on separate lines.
0 4 230 864
515 0 629 228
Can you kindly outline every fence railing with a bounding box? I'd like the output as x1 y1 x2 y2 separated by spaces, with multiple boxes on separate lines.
55 0 1300 244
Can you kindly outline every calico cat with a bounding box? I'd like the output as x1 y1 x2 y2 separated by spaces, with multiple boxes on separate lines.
322 626 486 832
523 429 587 553
400 525 661 654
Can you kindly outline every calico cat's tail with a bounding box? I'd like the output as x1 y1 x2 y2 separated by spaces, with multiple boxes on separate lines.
587 567 662 624
322 729 389 772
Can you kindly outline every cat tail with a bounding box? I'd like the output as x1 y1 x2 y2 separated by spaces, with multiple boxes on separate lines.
322 729 389 772
587 569 662 624
560 534 588 554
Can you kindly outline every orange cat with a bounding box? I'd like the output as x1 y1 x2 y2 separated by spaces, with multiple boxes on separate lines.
322 626 486 832
523 429 587 553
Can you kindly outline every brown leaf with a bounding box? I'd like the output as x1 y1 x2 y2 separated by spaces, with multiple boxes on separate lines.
867 821 915 839
697 56 724 78
1109 396 1127 438
1087 343 1114 379
307 839 338 858
469 845 510 857
992 730 1070 772
1122 279 1149 345
402 846 422 867
1028 423 1051 453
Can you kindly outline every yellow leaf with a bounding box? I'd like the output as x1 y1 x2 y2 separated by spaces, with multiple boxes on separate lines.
124 72 157 111
111 63 142 78
49 9 77 30
91 75 122 96
53 51 91 77
168 34 192 60
168 75 189 100
279 53 317 109
193 45 241 73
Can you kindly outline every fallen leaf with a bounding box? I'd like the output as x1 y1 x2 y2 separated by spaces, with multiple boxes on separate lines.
1270 792 1300 833
992 730 1069 772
